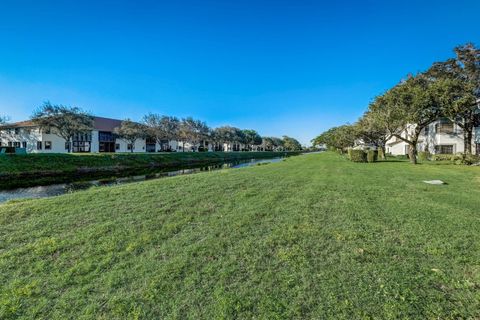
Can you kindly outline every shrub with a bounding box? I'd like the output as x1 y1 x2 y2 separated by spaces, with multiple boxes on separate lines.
431 154 461 162
464 154 480 165
347 148 353 160
366 150 377 163
418 151 430 162
349 150 367 162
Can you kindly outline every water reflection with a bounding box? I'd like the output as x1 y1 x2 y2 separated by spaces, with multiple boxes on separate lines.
0 157 284 203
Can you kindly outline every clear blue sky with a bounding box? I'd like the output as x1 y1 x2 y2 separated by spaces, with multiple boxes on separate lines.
0 0 479 145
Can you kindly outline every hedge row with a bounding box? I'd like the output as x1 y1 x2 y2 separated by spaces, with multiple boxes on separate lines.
430 153 479 165
392 152 480 165
347 149 378 163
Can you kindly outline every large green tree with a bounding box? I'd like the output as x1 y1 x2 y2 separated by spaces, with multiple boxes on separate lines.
426 43 479 155
143 113 180 151
114 119 147 153
261 137 274 151
355 110 390 159
178 117 210 152
242 129 262 151
369 74 441 164
213 126 244 151
311 125 356 152
266 137 284 151
31 102 94 153
282 136 302 151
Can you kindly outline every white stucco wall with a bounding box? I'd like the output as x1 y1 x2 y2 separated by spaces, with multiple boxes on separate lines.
0 127 42 153
386 121 479 155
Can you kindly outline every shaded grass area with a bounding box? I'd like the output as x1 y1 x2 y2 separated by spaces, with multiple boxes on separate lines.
0 152 295 189
0 152 479 318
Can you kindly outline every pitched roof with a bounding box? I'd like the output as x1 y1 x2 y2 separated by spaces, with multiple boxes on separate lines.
1 116 123 132
0 120 36 128
93 117 122 132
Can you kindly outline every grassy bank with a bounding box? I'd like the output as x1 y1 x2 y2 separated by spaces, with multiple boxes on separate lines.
1 152 479 318
0 151 296 189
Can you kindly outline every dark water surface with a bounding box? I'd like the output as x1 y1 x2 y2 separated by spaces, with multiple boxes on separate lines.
0 157 284 203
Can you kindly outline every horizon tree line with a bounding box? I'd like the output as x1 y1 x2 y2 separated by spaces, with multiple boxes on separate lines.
312 42 480 164
1 104 303 152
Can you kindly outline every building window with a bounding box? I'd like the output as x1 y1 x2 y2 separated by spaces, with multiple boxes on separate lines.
115 143 120 150
22 141 27 148
435 145 454 154
435 119 454 134
424 125 429 135
8 142 12 147
13 142 20 148
73 141 91 153
14 128 20 135
44 141 52 150
99 131 115 142
37 141 42 150
127 143 133 151
65 142 70 150
73 132 92 142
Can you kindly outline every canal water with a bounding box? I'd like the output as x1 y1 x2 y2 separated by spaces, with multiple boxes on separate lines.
0 157 284 203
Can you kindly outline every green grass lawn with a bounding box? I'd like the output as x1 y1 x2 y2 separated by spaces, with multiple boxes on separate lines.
1 152 479 319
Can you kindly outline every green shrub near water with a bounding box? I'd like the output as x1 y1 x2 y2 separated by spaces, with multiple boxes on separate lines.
349 150 367 162
366 150 377 163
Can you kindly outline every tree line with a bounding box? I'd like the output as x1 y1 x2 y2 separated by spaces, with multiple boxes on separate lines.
312 43 480 164
2 104 303 152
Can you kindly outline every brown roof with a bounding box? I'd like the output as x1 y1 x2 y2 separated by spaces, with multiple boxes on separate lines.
0 120 36 128
93 116 122 132
1 116 123 132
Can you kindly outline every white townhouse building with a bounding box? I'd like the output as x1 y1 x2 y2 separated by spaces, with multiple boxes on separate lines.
385 118 480 156
0 117 205 153
0 116 280 154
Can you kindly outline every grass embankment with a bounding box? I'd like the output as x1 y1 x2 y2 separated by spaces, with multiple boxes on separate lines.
1 152 479 318
0 151 295 189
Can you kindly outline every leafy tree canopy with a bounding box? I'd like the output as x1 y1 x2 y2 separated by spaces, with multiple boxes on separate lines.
311 125 356 151
143 113 180 143
114 119 147 152
282 135 302 151
31 102 94 152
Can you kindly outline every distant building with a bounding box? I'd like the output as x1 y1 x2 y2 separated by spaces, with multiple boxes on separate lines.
0 116 281 153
